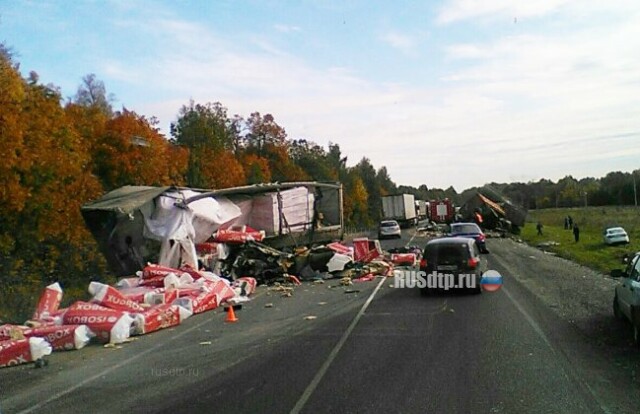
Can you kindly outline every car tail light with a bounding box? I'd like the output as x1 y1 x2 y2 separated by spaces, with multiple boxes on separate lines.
467 257 479 269
478 234 485 241
420 258 427 268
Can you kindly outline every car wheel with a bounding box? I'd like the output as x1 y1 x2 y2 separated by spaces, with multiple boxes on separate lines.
613 294 624 320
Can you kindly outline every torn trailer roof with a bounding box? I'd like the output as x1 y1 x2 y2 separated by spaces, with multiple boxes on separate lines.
459 191 527 230
81 182 344 276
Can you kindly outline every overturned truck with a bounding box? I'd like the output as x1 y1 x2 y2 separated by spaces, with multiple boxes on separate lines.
81 182 343 276
459 191 527 234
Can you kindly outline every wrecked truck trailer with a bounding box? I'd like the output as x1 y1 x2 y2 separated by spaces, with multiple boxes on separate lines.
180 182 344 249
81 182 344 277
458 191 527 233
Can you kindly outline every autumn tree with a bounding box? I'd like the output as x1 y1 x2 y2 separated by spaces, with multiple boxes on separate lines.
265 143 309 182
241 153 272 184
200 150 246 188
229 114 245 156
0 43 27 217
244 112 286 157
96 109 188 190
242 112 307 182
64 103 109 176
354 157 383 221
171 101 241 188
290 139 337 182
73 73 115 117
376 166 396 197
345 173 371 226
0 52 107 321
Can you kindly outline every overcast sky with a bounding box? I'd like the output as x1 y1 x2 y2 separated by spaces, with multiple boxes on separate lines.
2 0 640 191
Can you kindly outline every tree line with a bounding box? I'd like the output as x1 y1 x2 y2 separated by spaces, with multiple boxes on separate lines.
1 45 637 321
454 173 639 211
0 46 416 320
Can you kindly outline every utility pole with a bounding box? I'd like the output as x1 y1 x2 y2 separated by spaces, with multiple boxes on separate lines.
584 191 588 208
634 172 638 207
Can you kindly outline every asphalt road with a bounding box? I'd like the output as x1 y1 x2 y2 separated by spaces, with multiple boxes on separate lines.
2 228 638 413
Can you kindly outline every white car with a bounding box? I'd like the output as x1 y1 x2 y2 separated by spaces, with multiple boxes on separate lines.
378 220 401 239
612 252 640 345
603 227 630 245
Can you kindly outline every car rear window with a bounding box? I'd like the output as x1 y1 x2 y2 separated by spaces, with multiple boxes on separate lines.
424 244 470 265
380 221 397 227
451 224 479 234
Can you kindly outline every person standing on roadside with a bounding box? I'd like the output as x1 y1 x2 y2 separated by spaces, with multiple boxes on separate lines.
573 223 580 242
536 222 544 235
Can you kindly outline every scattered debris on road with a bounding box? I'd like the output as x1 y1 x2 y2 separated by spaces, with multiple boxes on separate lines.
2 182 408 369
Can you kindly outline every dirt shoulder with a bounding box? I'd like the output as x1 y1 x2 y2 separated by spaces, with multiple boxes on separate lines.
488 237 626 345
487 237 640 413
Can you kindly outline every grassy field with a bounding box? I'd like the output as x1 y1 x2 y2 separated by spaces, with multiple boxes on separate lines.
521 206 640 274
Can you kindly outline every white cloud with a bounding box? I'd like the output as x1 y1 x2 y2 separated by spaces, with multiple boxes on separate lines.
273 24 301 33
437 0 571 24
105 7 640 189
437 0 639 24
379 31 417 56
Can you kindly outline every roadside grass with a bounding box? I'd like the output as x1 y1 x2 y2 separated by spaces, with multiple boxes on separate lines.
521 206 640 274
0 278 115 324
0 285 89 324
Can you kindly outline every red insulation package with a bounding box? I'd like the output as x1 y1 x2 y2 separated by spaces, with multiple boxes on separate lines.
62 302 133 344
32 282 63 321
0 337 52 368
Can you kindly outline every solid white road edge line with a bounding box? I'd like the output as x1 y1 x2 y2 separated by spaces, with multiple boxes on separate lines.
501 286 611 414
492 250 612 414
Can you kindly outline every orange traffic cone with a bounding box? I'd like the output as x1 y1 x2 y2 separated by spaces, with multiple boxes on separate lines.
225 305 238 323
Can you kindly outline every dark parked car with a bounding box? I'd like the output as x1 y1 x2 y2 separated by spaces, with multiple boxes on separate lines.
449 222 489 253
419 237 485 295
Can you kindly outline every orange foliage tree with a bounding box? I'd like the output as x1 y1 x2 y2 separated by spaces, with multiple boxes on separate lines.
346 174 371 226
0 49 403 322
241 153 272 184
200 149 246 189
0 50 106 321
96 109 187 190
264 143 309 182
243 112 308 182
